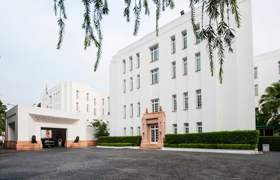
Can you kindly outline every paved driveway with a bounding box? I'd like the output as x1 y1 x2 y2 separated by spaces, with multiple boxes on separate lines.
0 148 279 180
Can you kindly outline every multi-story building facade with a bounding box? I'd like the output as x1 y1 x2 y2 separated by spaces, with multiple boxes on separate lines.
41 82 110 124
254 49 280 107
110 0 255 136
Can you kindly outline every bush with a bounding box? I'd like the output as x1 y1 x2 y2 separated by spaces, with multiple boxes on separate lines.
98 143 136 147
164 130 259 150
98 136 141 146
165 143 255 150
258 136 280 151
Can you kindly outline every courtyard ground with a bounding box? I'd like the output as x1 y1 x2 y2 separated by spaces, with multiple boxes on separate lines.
0 147 279 180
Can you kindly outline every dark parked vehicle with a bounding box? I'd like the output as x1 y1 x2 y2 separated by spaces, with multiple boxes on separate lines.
42 139 56 148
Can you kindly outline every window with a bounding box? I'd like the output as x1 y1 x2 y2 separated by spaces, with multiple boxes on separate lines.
130 77 133 91
76 90 79 99
150 44 159 62
183 92 189 110
123 105 126 119
184 123 189 134
195 23 201 44
196 89 202 109
123 127 127 136
94 98 96 106
102 108 104 115
123 79 126 93
151 68 159 84
195 53 201 72
107 97 110 115
86 93 90 101
255 84 259 96
151 98 160 112
182 30 187 49
102 98 104 106
137 75 140 89
171 61 176 79
136 53 140 68
86 104 89 113
254 67 258 79
94 108 96 116
172 94 177 112
183 57 188 75
76 102 79 112
278 61 280 74
129 56 133 71
130 127 134 136
123 59 126 74
137 126 141 136
130 104 133 118
197 122 202 133
171 35 176 54
173 124 178 134
137 102 141 117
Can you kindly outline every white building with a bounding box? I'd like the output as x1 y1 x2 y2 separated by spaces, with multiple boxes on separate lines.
254 49 280 107
5 82 110 150
110 0 255 137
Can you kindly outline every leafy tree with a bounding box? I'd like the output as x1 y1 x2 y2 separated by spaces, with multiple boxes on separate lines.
0 100 7 134
89 119 110 138
53 0 241 82
259 83 280 125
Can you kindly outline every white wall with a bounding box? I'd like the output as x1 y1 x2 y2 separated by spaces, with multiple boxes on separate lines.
110 0 255 136
254 49 280 107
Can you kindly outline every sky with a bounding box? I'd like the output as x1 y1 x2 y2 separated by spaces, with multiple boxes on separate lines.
0 0 280 107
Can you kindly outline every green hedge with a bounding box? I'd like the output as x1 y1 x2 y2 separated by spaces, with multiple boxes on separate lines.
98 143 136 147
165 143 256 150
258 136 280 151
164 130 259 150
98 136 141 146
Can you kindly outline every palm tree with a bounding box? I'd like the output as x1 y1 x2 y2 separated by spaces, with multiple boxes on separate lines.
259 83 280 125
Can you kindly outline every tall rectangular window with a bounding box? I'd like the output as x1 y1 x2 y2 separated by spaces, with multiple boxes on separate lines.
94 98 96 106
197 122 202 133
123 79 126 93
123 59 126 74
196 89 202 109
183 57 188 75
184 123 189 134
76 90 79 99
172 94 177 112
182 30 187 49
150 44 159 62
130 127 134 136
183 92 189 110
173 124 178 134
195 23 201 44
137 126 141 136
86 93 90 101
278 61 280 74
86 104 89 113
137 102 141 117
130 77 133 91
94 108 96 116
195 52 201 72
123 105 126 119
137 75 140 89
107 97 110 115
255 84 259 96
129 56 133 71
171 35 176 54
136 53 140 69
76 102 79 112
171 61 176 79
123 127 127 136
151 98 160 112
130 104 133 118
151 68 159 85
254 67 258 79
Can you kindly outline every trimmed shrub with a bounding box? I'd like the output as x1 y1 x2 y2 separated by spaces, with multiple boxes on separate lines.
164 130 259 150
258 136 280 151
165 143 255 150
98 136 141 146
98 143 136 147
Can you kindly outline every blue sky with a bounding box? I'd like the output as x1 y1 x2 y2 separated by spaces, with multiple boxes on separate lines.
0 0 280 107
